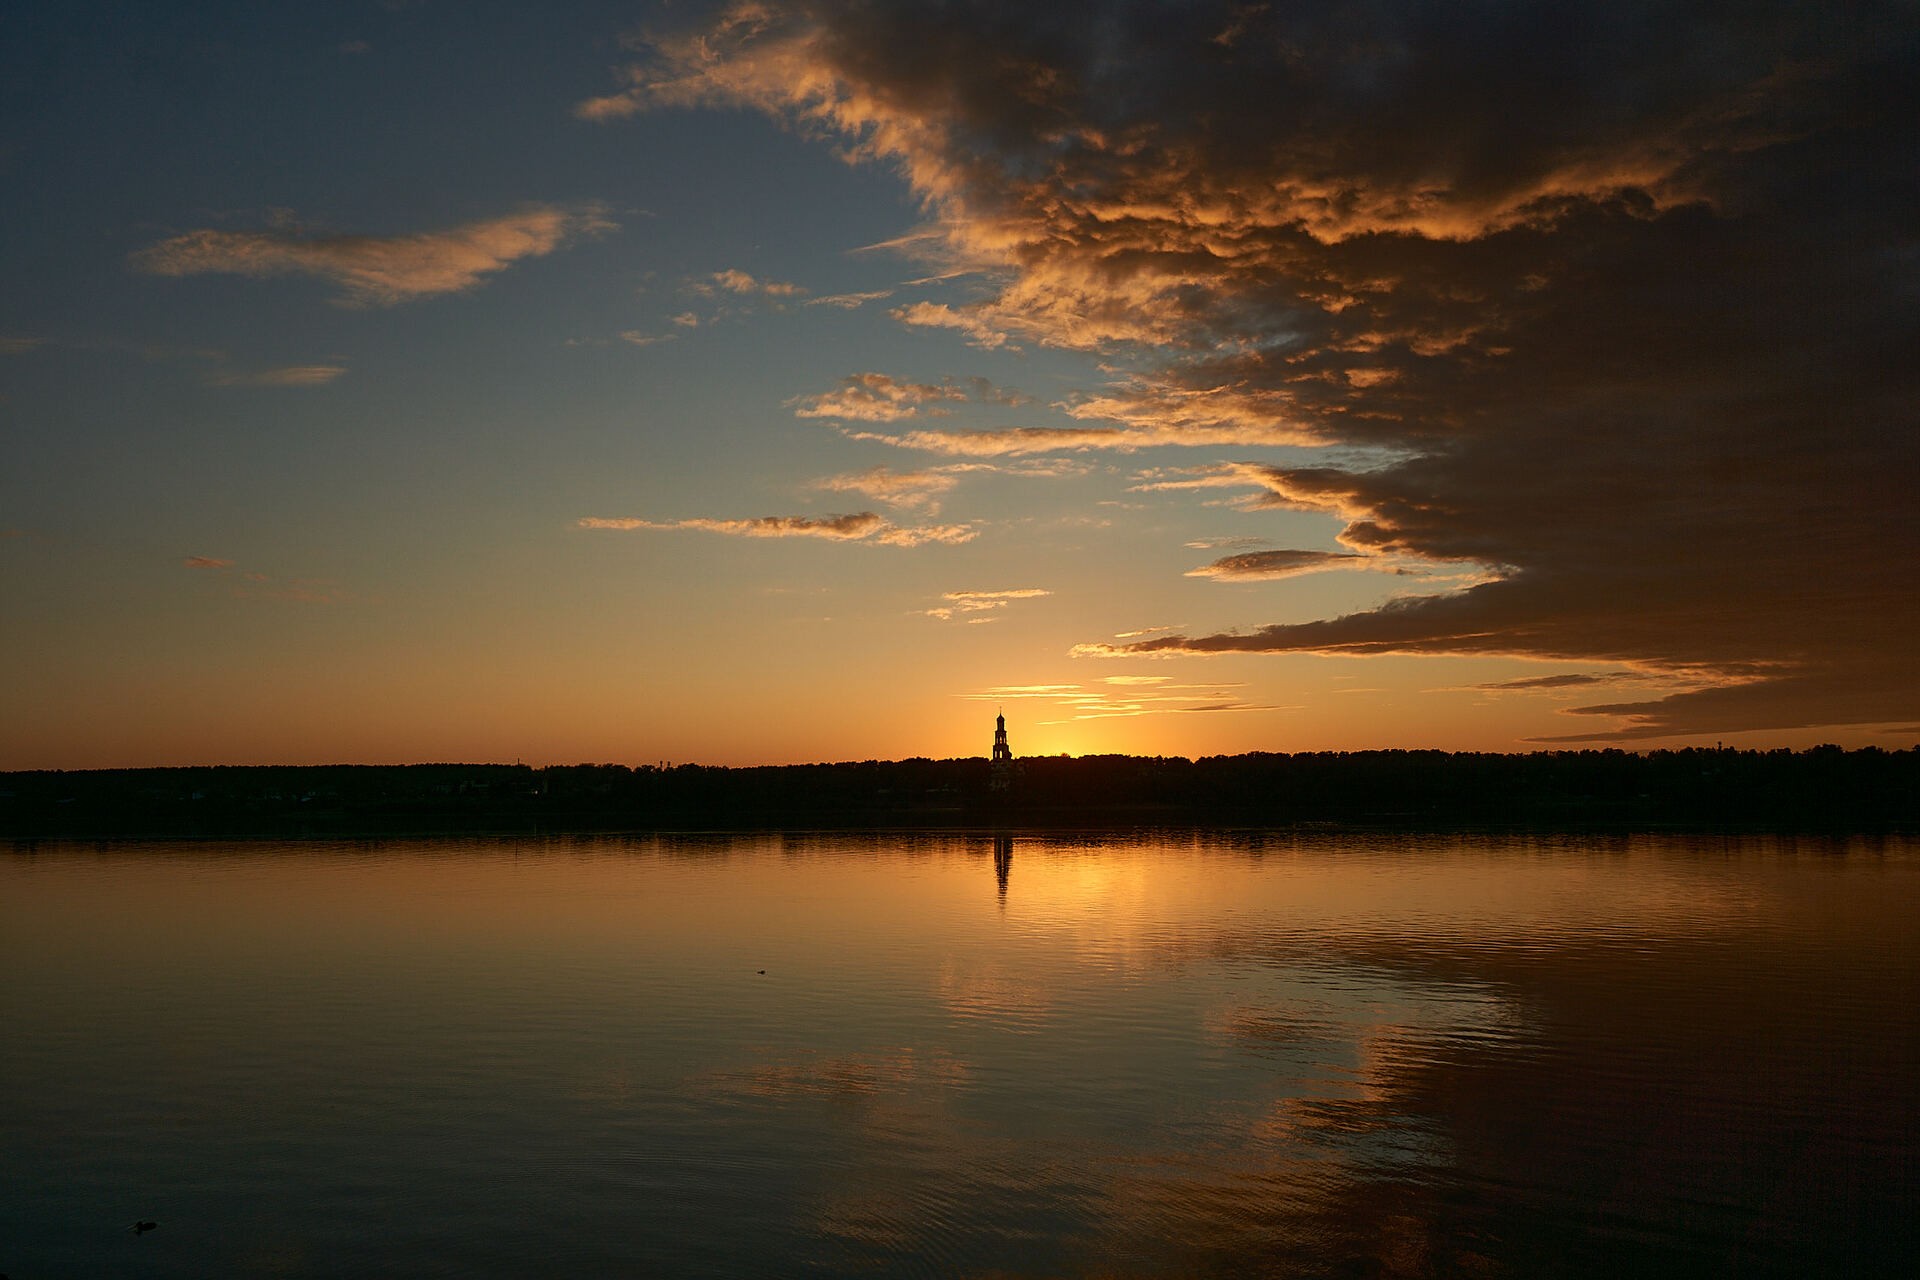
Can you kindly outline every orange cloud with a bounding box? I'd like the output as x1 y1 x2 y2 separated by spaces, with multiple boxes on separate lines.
871 523 976 547
846 414 1315 454
596 2 1920 740
1069 386 1322 446
814 466 959 511
578 512 974 546
793 373 970 421
580 513 881 538
844 426 1125 456
1185 549 1380 580
694 268 806 298
805 288 894 309
183 555 233 569
1185 536 1266 550
923 587 1050 621
132 205 612 305
947 588 1049 603
1475 673 1614 692
962 679 1286 721
890 300 1012 349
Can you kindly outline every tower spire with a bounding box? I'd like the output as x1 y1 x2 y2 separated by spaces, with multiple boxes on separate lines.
990 708 1014 792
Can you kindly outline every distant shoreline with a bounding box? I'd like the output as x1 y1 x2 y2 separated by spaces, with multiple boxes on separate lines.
5 747 1915 839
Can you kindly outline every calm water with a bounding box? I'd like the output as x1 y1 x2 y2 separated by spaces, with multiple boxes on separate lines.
3 831 1916 1278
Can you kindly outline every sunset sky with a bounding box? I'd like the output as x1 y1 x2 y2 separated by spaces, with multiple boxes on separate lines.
4 1 1916 769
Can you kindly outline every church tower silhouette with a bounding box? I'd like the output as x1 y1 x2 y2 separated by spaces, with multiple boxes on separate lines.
990 710 1013 791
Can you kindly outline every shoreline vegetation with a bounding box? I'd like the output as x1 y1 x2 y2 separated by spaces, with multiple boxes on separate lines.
3 747 1916 839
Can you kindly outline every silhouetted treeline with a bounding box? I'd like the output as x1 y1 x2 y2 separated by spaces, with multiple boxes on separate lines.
3 746 1915 837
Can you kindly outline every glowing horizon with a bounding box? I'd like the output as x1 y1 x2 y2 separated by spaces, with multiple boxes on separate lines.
3 3 1915 770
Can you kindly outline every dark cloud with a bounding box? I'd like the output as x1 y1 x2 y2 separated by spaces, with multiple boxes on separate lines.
594 0 1920 740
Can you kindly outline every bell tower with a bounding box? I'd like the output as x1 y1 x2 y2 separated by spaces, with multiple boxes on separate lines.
990 710 1014 791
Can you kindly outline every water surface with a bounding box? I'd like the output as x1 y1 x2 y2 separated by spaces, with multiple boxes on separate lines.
4 831 1915 1277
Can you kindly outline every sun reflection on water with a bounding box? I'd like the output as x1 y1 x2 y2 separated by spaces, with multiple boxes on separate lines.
2 832 1912 1278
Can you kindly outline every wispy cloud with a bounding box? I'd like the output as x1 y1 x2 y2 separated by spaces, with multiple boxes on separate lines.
206 364 347 388
845 420 1307 455
814 466 959 512
234 578 352 604
1475 673 1614 692
811 458 1068 512
1187 549 1384 581
962 679 1288 722
794 372 969 422
806 288 895 309
580 513 882 539
891 300 1012 349
842 425 1144 456
132 205 613 306
618 329 677 347
181 555 350 603
793 372 1026 422
0 335 42 355
924 587 1049 621
691 268 806 299
1130 463 1293 497
578 512 975 547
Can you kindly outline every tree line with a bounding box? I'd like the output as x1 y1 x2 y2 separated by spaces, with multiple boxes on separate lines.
3 746 1915 837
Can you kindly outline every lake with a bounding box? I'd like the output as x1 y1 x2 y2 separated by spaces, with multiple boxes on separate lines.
4 831 1916 1277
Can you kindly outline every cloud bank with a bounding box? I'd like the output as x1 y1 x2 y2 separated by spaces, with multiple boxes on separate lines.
586 0 1920 740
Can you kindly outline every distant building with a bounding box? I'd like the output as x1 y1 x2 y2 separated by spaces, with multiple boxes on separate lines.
991 711 1013 791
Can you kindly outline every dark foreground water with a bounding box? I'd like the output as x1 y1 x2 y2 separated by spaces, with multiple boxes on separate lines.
3 832 1916 1278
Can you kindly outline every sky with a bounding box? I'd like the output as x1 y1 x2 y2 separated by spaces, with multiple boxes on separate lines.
3 0 1916 769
